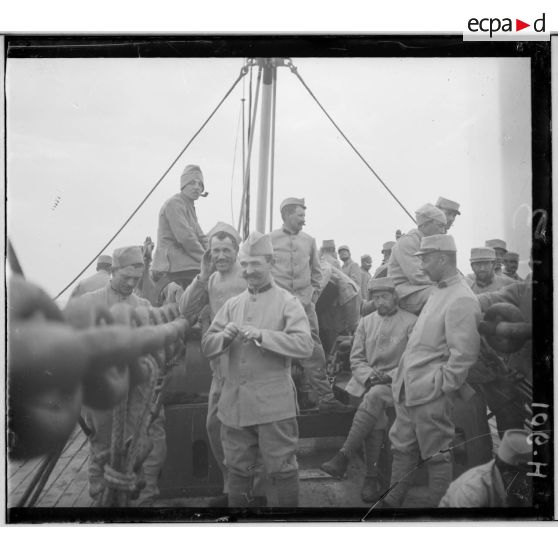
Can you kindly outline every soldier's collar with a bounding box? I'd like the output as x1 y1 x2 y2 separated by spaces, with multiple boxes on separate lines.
437 273 460 289
247 283 273 295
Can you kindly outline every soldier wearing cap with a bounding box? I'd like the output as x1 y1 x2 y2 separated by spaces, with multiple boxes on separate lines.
270 198 350 413
69 255 112 299
485 239 507 274
179 222 247 505
320 278 417 503
338 245 362 286
387 203 447 315
440 429 533 507
319 239 341 269
71 246 166 507
202 232 313 507
503 252 523 281
466 247 515 294
152 164 209 289
435 196 461 231
372 241 396 280
359 255 373 300
384 234 481 508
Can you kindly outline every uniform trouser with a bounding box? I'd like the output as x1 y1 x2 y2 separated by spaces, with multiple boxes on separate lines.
84 385 167 507
221 418 299 507
301 301 334 402
397 286 435 316
387 394 455 507
207 374 267 496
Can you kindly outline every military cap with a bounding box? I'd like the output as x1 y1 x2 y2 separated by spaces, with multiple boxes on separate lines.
97 254 113 266
504 251 519 262
321 239 336 251
368 277 396 293
497 429 532 467
112 246 144 269
338 245 350 253
485 239 507 252
470 247 496 262
180 164 204 191
207 221 241 245
239 231 274 257
361 254 372 262
414 234 456 256
435 196 461 215
280 197 306 212
415 203 447 226
382 241 396 252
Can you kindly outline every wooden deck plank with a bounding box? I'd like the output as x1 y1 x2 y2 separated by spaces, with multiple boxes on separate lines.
57 456 91 507
38 452 89 507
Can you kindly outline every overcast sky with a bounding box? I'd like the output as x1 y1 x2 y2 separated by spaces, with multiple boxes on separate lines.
6 56 532 303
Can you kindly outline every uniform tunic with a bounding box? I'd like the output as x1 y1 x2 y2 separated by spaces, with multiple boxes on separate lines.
152 193 208 274
466 273 516 294
392 274 481 407
69 270 111 299
342 259 363 287
439 460 506 508
359 268 372 300
77 283 150 310
346 308 417 397
503 271 523 282
202 284 313 427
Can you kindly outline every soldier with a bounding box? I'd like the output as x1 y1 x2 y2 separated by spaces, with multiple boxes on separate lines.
383 235 481 508
372 241 396 279
320 278 417 503
270 198 351 413
152 164 208 289
435 196 461 231
338 245 362 285
440 429 532 508
202 232 314 507
502 252 523 281
69 255 112 299
179 222 246 506
466 247 516 294
485 239 507 274
320 239 341 269
359 254 373 300
387 203 447 315
72 246 166 506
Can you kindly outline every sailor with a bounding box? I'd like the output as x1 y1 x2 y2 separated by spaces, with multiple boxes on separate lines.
202 232 313 507
338 245 362 285
502 252 523 281
73 246 166 506
485 239 507 274
372 241 396 279
387 203 447 315
466 247 516 294
359 254 373 300
435 196 461 231
179 222 246 505
152 164 208 289
320 278 417 503
383 234 481 508
69 254 112 299
270 198 351 413
439 429 533 508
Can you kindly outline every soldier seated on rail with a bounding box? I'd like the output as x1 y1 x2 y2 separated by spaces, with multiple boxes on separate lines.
320 277 417 503
202 232 313 507
74 246 167 507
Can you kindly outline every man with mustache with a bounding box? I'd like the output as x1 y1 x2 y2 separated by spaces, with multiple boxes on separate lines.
466 247 515 294
270 198 352 413
152 164 208 289
202 232 313 507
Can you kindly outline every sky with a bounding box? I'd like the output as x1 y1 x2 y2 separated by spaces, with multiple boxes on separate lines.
6 56 532 304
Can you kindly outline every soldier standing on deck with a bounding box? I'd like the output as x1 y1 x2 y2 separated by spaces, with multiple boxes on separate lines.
359 255 373 300
338 245 362 286
202 232 313 507
466 247 516 294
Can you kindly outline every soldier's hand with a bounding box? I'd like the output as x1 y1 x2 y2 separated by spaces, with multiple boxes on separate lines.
241 326 262 343
223 322 240 342
199 249 215 281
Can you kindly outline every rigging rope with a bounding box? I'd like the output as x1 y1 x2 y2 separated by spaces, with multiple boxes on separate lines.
229 101 243 225
53 63 249 301
285 60 416 225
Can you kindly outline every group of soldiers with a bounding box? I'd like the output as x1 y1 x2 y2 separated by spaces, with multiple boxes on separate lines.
67 163 533 509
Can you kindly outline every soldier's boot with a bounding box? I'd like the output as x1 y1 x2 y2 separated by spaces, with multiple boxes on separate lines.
227 472 255 507
427 457 453 507
360 429 385 503
273 471 299 508
320 451 349 479
381 451 418 508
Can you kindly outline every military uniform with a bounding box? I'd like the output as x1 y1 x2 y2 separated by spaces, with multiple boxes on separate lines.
70 269 111 299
